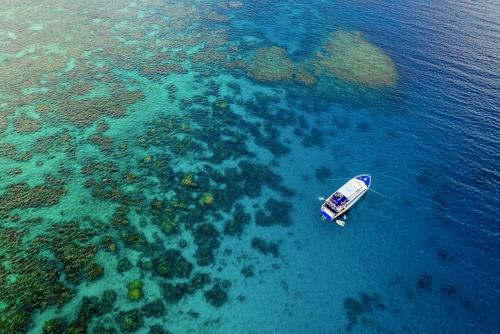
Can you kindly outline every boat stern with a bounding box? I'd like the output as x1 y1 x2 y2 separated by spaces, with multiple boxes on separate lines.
356 174 371 188
320 206 336 221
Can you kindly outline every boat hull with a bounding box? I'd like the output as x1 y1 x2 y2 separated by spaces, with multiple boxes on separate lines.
321 174 371 221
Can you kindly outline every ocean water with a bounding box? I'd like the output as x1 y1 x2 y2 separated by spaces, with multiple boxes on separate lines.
0 0 498 333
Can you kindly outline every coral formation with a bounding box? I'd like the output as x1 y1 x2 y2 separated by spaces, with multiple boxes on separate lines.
255 198 292 227
193 223 220 265
13 114 41 133
205 281 230 307
152 250 193 279
0 182 66 218
313 31 397 87
202 192 214 205
127 279 144 301
0 0 304 329
224 204 251 236
142 299 166 318
251 237 280 257
117 310 143 333
247 46 295 82
417 274 433 292
315 166 332 181
343 292 385 331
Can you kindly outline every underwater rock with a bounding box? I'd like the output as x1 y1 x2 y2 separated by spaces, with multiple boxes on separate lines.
313 30 397 87
247 46 295 82
142 299 166 318
117 310 143 333
251 237 279 257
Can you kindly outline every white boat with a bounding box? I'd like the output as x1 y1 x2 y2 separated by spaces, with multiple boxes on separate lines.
321 174 371 222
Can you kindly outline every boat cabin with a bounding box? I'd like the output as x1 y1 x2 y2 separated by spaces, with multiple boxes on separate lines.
320 174 371 222
330 180 364 208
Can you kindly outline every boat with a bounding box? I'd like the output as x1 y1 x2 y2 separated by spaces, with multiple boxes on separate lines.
321 174 371 222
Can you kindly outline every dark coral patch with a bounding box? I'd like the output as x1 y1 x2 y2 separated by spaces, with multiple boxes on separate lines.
416 274 433 293
117 309 143 333
205 281 230 307
255 198 292 227
251 237 280 257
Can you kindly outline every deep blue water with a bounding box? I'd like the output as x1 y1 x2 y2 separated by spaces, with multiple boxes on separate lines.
223 0 500 332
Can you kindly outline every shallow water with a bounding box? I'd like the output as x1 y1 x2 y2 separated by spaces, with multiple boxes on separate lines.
0 0 499 333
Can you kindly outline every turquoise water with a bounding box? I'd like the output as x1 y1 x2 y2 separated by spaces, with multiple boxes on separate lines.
0 0 499 333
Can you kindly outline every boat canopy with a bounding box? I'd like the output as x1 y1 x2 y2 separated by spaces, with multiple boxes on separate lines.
337 180 364 199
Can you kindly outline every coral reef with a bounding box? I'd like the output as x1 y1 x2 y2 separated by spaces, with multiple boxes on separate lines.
255 198 292 227
224 204 251 236
127 279 144 301
42 318 67 334
142 299 166 318
313 31 397 87
193 223 220 266
247 46 295 82
202 192 214 205
117 310 143 333
152 250 193 279
0 0 302 329
0 181 66 218
118 257 133 273
251 237 280 257
205 281 231 307
343 292 385 331
13 114 41 133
